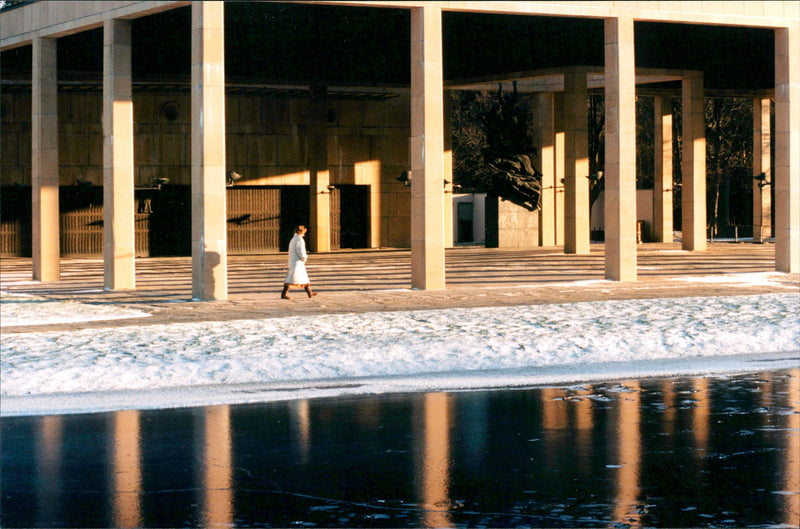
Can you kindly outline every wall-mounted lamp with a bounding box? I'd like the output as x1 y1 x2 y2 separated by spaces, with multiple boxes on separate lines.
754 172 770 189
397 170 412 187
134 177 169 191
152 177 169 190
227 171 242 186
587 171 603 183
318 185 336 195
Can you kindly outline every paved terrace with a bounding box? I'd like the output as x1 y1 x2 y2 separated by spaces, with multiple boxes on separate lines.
1 242 798 333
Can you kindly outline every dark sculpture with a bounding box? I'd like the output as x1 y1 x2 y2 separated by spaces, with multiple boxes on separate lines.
487 153 543 211
482 84 543 211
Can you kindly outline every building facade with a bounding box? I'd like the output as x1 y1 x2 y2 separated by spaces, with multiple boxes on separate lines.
1 1 798 298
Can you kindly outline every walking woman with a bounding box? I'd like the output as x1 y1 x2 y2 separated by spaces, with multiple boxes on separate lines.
282 225 317 299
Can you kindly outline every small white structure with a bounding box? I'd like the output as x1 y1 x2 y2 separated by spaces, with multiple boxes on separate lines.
452 193 486 245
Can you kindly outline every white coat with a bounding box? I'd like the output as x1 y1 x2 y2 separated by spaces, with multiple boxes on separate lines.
284 233 310 285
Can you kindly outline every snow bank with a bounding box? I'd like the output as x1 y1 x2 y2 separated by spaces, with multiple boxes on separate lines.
2 291 798 416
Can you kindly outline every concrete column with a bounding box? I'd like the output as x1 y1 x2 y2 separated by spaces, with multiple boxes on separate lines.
31 37 60 282
753 97 772 243
309 85 330 253
774 27 800 273
604 17 637 281
681 73 707 251
443 90 454 248
535 92 556 246
410 6 446 290
103 19 136 291
563 71 590 254
653 95 674 243
191 1 227 300
554 94 566 246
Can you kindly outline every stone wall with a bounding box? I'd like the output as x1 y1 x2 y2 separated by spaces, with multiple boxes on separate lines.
485 195 541 248
0 89 413 248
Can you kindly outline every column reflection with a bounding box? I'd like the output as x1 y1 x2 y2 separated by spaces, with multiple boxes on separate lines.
541 388 567 474
199 405 233 528
574 386 595 475
692 378 710 455
36 416 62 523
419 392 452 528
612 382 641 526
782 369 799 527
292 399 311 464
112 410 142 528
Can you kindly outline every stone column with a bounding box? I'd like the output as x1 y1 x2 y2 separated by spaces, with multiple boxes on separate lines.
681 72 706 251
31 37 60 282
103 19 136 290
535 92 556 246
554 94 566 246
309 85 330 253
653 95 674 243
443 90 454 248
753 97 772 243
191 1 227 300
774 27 799 273
604 17 637 281
563 71 590 254
410 6 446 290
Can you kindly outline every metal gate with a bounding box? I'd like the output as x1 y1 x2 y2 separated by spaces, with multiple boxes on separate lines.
226 186 281 254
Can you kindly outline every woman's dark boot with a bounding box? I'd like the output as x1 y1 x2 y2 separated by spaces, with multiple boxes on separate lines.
304 284 317 298
281 284 291 300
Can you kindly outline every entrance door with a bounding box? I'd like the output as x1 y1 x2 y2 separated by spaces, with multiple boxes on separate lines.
330 185 368 249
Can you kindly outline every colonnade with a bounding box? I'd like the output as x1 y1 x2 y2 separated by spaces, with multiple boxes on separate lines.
14 2 800 299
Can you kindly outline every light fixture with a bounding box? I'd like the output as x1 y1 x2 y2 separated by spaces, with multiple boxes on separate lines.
587 171 603 183
396 170 412 187
754 172 770 189
318 185 336 195
152 177 169 190
226 171 242 186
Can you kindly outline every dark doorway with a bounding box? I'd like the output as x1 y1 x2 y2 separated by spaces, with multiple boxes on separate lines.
280 186 310 252
331 185 368 249
149 186 191 256
457 201 474 243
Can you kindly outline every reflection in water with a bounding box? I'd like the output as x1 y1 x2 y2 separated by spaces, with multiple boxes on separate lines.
612 382 641 526
2 370 799 528
36 416 62 524
292 399 312 463
419 392 452 528
112 410 141 528
784 369 799 527
198 405 232 528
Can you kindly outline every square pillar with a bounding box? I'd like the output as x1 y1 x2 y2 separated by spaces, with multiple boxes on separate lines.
444 90 454 249
103 19 136 290
681 72 707 251
410 6 446 290
753 97 772 243
191 1 227 300
563 71 590 254
309 85 331 253
554 94 566 246
653 95 674 243
31 37 60 282
604 17 637 281
774 27 799 273
535 92 556 246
